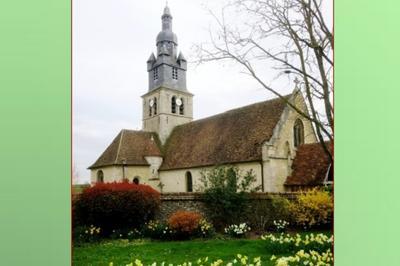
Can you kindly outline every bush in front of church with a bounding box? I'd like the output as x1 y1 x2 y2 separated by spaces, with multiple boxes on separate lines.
73 181 160 235
288 188 333 229
199 166 261 229
167 210 203 239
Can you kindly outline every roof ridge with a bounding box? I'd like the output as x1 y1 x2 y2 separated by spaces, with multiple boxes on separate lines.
114 130 125 163
174 93 293 129
121 129 144 133
119 129 159 136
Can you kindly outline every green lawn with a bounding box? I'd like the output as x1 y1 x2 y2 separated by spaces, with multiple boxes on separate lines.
73 238 277 265
73 230 332 265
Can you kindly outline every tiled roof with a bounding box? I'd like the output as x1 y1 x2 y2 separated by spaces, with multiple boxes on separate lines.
285 142 332 186
88 130 162 169
160 95 291 170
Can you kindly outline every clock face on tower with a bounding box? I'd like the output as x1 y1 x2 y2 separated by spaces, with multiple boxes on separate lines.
149 99 154 107
176 98 182 106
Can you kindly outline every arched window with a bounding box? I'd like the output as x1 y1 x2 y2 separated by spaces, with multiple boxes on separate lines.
179 98 184 115
185 171 193 192
171 96 176 113
293 119 304 147
149 102 152 117
153 97 157 115
97 170 104 183
133 176 140 185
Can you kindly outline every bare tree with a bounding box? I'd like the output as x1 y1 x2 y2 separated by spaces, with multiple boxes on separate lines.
194 0 333 161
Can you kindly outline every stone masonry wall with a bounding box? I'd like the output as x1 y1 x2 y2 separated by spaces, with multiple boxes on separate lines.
157 192 297 229
156 193 208 221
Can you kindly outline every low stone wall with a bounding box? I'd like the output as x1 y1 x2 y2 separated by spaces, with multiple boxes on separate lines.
157 192 297 228
156 193 208 221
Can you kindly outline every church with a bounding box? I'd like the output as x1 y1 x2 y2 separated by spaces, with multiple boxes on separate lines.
88 6 331 193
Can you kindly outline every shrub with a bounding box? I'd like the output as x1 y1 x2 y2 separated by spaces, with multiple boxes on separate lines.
248 196 291 231
73 182 160 234
199 166 260 228
289 188 333 228
167 210 202 239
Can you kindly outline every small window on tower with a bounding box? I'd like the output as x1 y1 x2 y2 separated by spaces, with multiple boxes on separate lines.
153 67 158 80
149 99 152 116
171 96 176 113
179 98 184 115
153 98 157 115
172 67 178 80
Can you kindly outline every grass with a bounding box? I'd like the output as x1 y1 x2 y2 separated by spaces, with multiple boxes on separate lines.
73 238 276 265
73 231 332 265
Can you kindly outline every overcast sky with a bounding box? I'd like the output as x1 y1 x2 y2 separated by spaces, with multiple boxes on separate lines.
73 0 331 183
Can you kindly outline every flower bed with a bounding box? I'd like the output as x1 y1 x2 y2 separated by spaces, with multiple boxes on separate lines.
110 254 263 266
273 220 289 233
107 251 333 266
270 249 333 266
261 233 333 253
224 223 251 238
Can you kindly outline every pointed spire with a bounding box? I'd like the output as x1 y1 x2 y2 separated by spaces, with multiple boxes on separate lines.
163 2 172 18
147 53 156 71
177 52 186 61
147 53 156 62
157 3 177 44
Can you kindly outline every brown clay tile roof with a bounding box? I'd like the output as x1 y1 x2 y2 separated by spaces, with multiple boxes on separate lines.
88 130 162 169
285 142 332 186
160 95 292 170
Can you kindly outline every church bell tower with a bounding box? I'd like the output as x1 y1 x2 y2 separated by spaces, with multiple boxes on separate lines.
142 5 193 144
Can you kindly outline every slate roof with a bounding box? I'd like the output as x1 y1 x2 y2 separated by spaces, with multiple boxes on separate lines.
285 142 333 186
160 95 291 170
88 130 162 169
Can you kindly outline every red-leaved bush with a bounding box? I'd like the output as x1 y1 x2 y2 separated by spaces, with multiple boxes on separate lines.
168 210 202 238
73 182 160 234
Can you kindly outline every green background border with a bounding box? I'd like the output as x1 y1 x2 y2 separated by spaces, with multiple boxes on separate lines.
335 0 400 265
1 0 399 265
0 0 71 265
